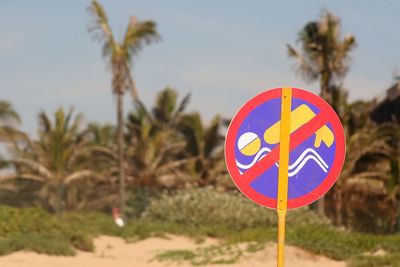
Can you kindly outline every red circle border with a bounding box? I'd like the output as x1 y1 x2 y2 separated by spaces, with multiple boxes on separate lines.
224 87 346 209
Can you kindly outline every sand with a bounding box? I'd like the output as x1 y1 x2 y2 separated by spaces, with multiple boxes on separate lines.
0 235 345 267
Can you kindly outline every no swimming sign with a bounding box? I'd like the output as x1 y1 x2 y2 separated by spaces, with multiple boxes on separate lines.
224 87 345 267
225 87 345 208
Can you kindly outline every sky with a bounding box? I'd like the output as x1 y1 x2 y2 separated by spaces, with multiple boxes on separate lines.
1 1 400 135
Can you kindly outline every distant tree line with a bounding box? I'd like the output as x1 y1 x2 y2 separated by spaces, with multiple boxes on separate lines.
0 3 399 234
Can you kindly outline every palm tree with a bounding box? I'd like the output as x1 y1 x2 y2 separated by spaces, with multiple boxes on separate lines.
326 114 400 233
369 122 400 232
84 123 121 209
152 87 191 130
287 11 356 216
0 100 20 177
1 108 96 213
287 10 356 105
178 113 226 186
319 97 371 224
343 99 372 137
126 88 190 189
87 122 116 147
88 0 160 217
334 121 390 226
86 123 118 178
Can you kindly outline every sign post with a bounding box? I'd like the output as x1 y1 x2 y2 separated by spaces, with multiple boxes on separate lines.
225 87 345 267
277 88 291 267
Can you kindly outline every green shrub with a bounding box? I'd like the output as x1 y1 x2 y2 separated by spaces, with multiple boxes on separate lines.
348 253 400 267
4 191 400 265
60 211 121 237
0 233 75 256
142 187 329 230
287 224 400 261
0 205 96 255
0 206 52 236
153 244 243 265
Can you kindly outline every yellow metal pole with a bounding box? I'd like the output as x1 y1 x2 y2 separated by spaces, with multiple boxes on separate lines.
277 209 287 266
277 87 292 267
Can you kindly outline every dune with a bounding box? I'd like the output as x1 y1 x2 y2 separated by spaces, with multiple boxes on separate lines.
0 235 345 267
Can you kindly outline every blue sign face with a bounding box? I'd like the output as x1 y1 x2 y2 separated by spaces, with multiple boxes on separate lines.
225 88 345 209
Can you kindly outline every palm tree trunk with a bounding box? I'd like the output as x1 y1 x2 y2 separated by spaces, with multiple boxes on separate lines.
316 70 332 217
320 42 332 105
317 196 325 217
334 186 343 225
320 72 332 105
396 201 400 232
56 178 65 215
116 92 126 219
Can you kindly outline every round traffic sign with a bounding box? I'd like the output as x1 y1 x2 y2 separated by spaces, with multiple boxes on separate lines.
225 87 345 209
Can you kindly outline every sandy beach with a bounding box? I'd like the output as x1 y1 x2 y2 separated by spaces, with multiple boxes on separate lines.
0 235 345 267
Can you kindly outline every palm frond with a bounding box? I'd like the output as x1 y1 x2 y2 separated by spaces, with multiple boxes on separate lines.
90 145 116 160
0 173 45 183
204 115 222 157
175 93 191 119
153 87 178 124
87 0 117 58
0 127 28 143
0 100 20 125
38 111 52 134
122 18 160 57
65 170 98 184
286 44 318 82
287 10 356 93
179 113 203 156
6 158 52 179
345 174 386 195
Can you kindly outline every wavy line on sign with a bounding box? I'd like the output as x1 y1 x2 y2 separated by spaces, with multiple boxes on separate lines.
236 147 329 177
287 148 328 170
288 154 328 176
235 147 274 169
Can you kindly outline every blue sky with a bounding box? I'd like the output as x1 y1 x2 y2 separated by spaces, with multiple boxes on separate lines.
1 1 400 135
